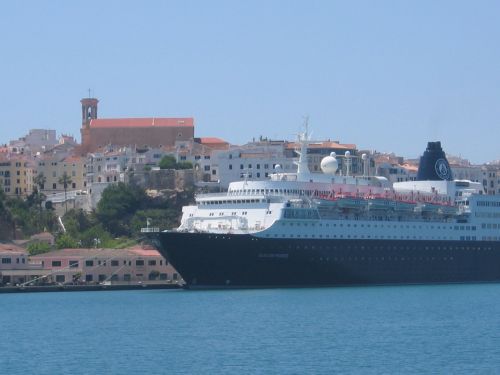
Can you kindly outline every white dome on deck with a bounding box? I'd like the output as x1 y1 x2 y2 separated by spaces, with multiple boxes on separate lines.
320 152 338 174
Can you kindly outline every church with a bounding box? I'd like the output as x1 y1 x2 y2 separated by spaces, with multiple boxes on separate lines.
80 97 194 153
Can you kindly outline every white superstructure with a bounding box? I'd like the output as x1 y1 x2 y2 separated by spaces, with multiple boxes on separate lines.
176 130 500 244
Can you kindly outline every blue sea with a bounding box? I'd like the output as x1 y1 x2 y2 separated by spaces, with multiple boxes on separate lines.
2 284 500 374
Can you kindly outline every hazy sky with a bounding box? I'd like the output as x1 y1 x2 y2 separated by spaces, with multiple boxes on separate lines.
1 1 499 163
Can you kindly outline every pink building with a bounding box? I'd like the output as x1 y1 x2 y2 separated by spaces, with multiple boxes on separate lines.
0 244 47 285
30 246 180 285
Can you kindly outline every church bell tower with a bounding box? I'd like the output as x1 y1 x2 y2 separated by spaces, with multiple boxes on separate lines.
81 97 98 127
80 96 99 151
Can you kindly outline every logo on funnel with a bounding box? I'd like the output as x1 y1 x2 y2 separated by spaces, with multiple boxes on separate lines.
435 158 451 180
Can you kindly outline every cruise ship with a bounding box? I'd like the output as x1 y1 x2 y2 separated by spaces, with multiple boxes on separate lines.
150 131 500 288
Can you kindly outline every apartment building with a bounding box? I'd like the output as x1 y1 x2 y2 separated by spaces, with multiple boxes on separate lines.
0 157 34 197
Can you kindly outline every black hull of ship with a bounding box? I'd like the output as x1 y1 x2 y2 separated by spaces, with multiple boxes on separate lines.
154 232 500 289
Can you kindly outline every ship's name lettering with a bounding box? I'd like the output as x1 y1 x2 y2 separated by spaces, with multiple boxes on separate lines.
258 253 289 259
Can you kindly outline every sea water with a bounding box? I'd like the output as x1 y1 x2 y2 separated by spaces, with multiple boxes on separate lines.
2 284 500 374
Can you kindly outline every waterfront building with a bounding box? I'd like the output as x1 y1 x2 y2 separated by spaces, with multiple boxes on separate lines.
0 244 47 285
30 247 180 285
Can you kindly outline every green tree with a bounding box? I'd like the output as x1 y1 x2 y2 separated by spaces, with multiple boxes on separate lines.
0 187 11 239
158 155 177 169
62 209 94 239
56 233 78 249
176 161 193 170
96 182 146 236
58 171 73 214
27 241 52 255
5 197 30 239
131 208 179 235
34 173 46 192
78 224 114 248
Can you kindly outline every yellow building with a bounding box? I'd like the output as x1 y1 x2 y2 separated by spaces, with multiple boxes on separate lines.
0 157 35 197
35 155 87 194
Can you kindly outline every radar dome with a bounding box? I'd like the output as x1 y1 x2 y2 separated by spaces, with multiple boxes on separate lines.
320 153 338 174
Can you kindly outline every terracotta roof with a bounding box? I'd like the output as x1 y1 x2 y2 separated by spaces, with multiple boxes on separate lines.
30 232 55 240
31 247 162 258
90 118 194 128
401 163 418 172
197 137 227 144
0 243 27 254
63 155 83 163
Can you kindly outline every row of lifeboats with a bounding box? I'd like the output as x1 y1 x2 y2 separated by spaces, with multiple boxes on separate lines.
315 195 457 215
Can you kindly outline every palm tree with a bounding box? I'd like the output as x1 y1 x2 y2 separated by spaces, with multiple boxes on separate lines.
58 172 73 215
34 172 46 193
33 173 47 220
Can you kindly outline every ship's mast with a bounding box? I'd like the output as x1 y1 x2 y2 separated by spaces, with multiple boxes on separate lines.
295 116 311 179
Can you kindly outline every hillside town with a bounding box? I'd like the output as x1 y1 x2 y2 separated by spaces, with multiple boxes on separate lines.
1 96 499 289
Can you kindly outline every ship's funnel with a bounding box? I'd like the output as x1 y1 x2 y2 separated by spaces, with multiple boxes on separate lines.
416 141 453 181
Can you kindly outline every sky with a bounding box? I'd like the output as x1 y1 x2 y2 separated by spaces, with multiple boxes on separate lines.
0 1 499 164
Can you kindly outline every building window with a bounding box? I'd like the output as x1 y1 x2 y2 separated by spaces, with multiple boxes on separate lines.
204 165 210 171
136 260 145 266
98 274 107 282
69 260 79 268
85 260 94 267
229 164 232 170
85 274 93 282
148 260 157 266
160 273 168 280
55 275 65 283
124 274 131 281
111 260 119 267
240 164 244 169
1 258 11 264
212 169 216 175
52 260 62 267
52 183 56 189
